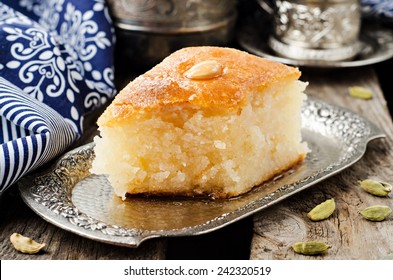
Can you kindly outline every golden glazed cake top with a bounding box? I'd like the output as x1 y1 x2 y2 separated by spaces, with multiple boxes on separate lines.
98 46 301 127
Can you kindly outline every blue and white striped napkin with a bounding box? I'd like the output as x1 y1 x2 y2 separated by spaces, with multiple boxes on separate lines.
0 0 116 195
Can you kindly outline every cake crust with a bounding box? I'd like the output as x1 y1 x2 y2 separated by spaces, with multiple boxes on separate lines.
98 46 301 127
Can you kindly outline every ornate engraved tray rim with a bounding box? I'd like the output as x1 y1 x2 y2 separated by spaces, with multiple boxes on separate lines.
18 97 385 248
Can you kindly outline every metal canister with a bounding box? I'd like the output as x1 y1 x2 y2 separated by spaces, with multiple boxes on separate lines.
258 0 362 61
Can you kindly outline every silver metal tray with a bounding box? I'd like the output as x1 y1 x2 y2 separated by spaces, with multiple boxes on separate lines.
18 98 385 248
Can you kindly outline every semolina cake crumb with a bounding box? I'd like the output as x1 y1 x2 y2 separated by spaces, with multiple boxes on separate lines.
90 46 308 199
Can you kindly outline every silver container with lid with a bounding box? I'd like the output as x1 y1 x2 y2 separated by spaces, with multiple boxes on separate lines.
258 0 362 61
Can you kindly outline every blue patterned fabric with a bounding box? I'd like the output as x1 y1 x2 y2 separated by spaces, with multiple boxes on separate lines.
0 0 116 194
361 0 393 23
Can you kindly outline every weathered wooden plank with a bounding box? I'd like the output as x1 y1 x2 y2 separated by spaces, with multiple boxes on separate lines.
251 67 393 260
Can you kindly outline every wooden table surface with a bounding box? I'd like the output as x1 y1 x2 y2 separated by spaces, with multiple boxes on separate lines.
1 55 393 260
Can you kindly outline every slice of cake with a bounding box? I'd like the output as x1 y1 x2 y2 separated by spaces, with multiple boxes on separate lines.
90 46 308 199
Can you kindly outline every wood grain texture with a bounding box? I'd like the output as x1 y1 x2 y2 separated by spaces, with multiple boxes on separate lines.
251 67 393 260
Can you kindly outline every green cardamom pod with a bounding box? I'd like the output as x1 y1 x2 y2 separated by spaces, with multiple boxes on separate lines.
360 205 392 221
292 241 331 255
358 179 392 197
348 86 373 100
307 198 336 221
